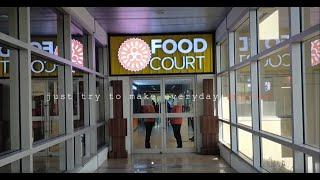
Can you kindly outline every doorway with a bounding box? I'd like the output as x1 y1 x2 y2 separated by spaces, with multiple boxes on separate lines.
130 76 196 153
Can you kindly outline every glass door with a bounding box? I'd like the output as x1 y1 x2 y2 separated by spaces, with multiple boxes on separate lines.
131 77 196 153
164 77 196 153
131 79 163 153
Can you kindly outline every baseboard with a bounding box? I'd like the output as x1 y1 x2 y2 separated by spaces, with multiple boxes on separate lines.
219 143 259 173
70 147 108 173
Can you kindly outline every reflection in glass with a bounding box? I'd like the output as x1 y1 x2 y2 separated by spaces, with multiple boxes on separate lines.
236 65 252 126
220 74 230 121
33 142 66 173
0 44 20 155
305 154 320 173
71 22 88 67
73 69 88 130
31 54 63 143
303 35 320 148
165 79 193 113
219 122 231 147
133 118 162 149
0 8 17 37
96 78 105 123
30 7 63 58
220 40 229 72
132 80 161 114
235 19 250 64
237 128 253 159
97 125 106 150
0 160 20 173
259 47 292 139
166 117 195 149
258 7 290 52
302 7 320 31
261 138 293 173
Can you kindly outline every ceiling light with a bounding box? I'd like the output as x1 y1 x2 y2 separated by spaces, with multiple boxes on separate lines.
0 15 9 19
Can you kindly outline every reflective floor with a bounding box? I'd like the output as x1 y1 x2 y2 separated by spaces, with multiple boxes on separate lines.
95 153 236 173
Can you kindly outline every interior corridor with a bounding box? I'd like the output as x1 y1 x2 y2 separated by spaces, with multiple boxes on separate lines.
95 153 236 173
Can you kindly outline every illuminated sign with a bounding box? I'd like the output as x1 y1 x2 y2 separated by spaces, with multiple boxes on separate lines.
311 39 320 67
0 39 84 77
110 34 213 75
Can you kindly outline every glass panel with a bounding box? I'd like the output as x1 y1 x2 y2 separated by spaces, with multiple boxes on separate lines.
132 80 161 114
33 142 66 173
74 133 90 167
220 40 228 72
0 44 20 155
235 18 251 64
0 160 20 173
95 41 103 73
221 122 231 147
302 7 320 31
166 117 195 149
258 7 290 52
133 118 162 149
96 77 105 123
165 79 193 113
73 68 88 130
261 138 293 173
303 35 320 148
97 125 106 150
236 65 252 126
237 128 253 159
71 22 88 68
30 7 63 58
31 54 64 143
0 7 17 37
259 47 292 139
221 74 230 121
305 154 320 173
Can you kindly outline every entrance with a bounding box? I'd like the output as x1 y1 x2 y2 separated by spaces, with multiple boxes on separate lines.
131 76 196 153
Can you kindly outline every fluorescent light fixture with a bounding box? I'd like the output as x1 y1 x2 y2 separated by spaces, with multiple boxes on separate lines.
281 86 291 89
0 15 8 19
259 10 279 40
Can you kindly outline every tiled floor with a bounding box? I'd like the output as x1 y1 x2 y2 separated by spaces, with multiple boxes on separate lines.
95 153 236 173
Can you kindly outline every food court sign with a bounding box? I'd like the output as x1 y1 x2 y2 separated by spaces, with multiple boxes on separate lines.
109 34 214 75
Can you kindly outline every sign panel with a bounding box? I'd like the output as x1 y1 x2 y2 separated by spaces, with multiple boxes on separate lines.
109 34 214 75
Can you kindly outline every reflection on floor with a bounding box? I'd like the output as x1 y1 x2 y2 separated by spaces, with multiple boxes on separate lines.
95 153 236 173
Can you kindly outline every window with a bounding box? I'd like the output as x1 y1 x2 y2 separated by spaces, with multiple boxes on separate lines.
258 7 290 52
96 77 105 123
71 22 88 68
237 128 253 160
236 65 252 127
33 142 66 173
261 138 293 173
95 41 103 73
73 68 89 130
305 154 320 173
235 19 250 64
30 7 63 58
259 47 292 139
97 125 106 150
0 44 20 155
0 160 20 173
302 35 320 148
220 40 229 72
0 8 17 38
302 7 320 31
31 54 65 143
219 121 231 148
220 74 230 121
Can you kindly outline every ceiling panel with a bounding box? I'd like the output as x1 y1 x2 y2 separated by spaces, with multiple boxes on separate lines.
86 7 231 34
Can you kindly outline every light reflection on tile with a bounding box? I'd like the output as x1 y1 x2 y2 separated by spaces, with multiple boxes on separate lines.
95 153 236 173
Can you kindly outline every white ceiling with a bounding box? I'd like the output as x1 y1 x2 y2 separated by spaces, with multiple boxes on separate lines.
86 7 231 34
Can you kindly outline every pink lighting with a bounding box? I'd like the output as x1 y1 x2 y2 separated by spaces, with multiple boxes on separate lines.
311 39 320 67
54 39 84 67
118 38 151 72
